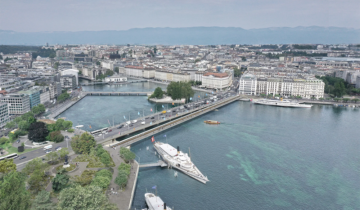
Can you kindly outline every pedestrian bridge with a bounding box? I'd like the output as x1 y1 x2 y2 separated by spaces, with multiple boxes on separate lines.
139 160 168 168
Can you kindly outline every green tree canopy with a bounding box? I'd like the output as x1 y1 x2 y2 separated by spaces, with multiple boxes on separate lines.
22 158 48 175
71 132 96 154
52 173 69 192
91 175 111 189
119 147 136 162
48 130 64 143
115 170 128 188
0 159 16 173
57 92 70 102
58 148 69 160
18 120 30 131
58 185 117 210
30 190 56 210
166 81 195 101
114 67 119 74
27 169 46 194
333 81 346 97
45 151 59 164
0 171 31 210
149 87 164 99
28 122 49 142
5 121 16 129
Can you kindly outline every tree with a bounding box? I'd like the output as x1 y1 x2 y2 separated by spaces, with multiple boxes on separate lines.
63 120 73 130
352 98 360 103
71 132 96 154
27 169 46 194
0 137 9 145
18 120 30 131
30 190 56 210
95 169 112 180
114 67 119 74
118 163 131 176
5 121 16 129
58 148 69 160
91 175 111 189
0 159 16 173
149 87 164 99
166 81 195 102
120 147 135 162
342 98 350 103
32 106 41 115
22 158 47 175
52 173 69 192
96 61 101 66
115 170 128 188
14 116 23 124
48 130 64 143
58 185 117 210
28 122 49 142
58 92 70 102
45 151 59 164
333 81 346 97
241 57 246 61
0 171 31 210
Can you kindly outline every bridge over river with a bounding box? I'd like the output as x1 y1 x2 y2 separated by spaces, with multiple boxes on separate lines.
95 94 240 147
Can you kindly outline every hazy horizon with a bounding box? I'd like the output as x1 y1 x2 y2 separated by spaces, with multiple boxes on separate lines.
1 0 359 32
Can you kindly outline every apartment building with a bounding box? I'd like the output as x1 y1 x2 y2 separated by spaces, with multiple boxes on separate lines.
239 74 257 95
18 88 41 108
0 103 10 128
49 82 62 100
60 75 77 90
1 93 30 115
202 72 232 90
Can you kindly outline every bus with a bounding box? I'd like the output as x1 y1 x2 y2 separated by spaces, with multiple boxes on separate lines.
0 153 18 161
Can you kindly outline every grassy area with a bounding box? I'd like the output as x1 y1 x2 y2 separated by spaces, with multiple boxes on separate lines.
56 164 76 172
0 142 37 157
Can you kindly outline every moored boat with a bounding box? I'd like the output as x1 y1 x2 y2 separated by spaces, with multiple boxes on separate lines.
204 120 220 124
151 137 209 184
253 99 312 108
144 193 172 210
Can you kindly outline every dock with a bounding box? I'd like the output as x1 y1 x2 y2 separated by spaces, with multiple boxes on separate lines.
83 91 152 96
139 160 168 168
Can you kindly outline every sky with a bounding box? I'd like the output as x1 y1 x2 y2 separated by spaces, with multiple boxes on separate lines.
1 0 359 32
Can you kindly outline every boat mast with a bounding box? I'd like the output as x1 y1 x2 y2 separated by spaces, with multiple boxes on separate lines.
189 147 191 160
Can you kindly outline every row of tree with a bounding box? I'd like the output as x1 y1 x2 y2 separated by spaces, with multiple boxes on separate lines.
167 81 195 102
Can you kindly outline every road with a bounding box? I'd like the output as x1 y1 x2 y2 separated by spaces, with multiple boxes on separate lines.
93 91 237 141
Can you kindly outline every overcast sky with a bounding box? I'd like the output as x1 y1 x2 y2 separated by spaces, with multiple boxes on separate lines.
1 0 359 32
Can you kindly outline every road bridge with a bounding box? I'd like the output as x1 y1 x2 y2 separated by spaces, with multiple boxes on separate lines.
80 79 148 86
83 91 152 96
98 95 240 147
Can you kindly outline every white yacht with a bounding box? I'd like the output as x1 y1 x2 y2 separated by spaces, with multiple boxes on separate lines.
153 141 209 184
253 99 312 108
144 193 172 210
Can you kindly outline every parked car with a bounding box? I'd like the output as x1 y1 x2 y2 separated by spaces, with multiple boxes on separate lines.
151 117 155 119
19 156 27 160
108 129 112 132
117 125 124 129
55 147 62 151
45 150 52 154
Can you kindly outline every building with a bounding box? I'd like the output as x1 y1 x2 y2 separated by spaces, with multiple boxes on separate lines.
202 72 232 90
104 75 127 82
39 87 50 104
239 74 257 95
0 103 10 128
255 77 325 99
172 72 191 82
143 68 156 79
61 69 79 86
18 88 41 108
60 75 77 89
125 66 143 77
1 93 30 115
49 82 61 100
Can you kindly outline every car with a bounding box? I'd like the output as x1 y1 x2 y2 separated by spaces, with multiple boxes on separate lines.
117 125 124 129
172 110 176 112
45 150 52 154
129 124 133 127
152 120 156 122
98 134 102 136
145 117 150 119
55 146 61 150
19 156 27 160
151 117 155 119
141 121 145 125
108 129 112 132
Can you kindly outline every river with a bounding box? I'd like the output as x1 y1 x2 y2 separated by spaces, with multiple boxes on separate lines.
61 80 360 209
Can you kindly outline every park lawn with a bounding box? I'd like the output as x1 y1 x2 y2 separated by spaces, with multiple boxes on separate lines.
0 142 37 157
74 154 106 168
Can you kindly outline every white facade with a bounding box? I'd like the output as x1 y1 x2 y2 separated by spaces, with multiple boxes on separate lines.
202 72 232 90
172 72 191 82
40 89 50 104
239 74 257 95
143 69 155 78
1 94 30 115
255 78 325 99
125 67 143 77
61 69 79 86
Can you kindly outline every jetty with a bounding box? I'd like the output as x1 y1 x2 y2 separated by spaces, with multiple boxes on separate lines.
139 160 168 168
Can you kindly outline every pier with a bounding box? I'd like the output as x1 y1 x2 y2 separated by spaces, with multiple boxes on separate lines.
100 95 240 147
139 160 168 168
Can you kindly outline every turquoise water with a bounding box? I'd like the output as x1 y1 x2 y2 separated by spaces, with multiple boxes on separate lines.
63 81 360 209
131 103 360 210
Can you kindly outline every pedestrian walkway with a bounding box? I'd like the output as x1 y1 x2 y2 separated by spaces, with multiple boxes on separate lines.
105 146 139 210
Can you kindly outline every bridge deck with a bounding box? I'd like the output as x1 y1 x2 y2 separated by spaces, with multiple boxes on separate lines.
100 95 240 147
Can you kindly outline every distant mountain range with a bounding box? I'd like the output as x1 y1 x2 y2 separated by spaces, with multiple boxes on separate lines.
0 26 359 45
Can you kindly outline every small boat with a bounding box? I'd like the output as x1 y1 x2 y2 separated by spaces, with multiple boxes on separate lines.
204 120 220 124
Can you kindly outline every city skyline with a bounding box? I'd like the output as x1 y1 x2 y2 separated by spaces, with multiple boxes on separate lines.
1 0 359 32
